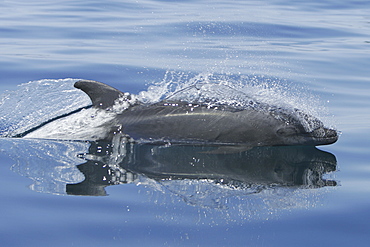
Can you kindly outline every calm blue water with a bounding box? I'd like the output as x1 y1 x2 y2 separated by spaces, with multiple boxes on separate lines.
1 0 370 246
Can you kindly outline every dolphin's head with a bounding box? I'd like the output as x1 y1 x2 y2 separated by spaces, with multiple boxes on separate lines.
272 108 338 146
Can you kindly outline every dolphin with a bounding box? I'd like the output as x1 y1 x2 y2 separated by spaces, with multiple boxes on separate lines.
74 80 338 146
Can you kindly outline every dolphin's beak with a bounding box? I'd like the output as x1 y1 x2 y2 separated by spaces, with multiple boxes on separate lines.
309 127 338 145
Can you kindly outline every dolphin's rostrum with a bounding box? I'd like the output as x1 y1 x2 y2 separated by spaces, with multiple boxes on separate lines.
74 80 338 146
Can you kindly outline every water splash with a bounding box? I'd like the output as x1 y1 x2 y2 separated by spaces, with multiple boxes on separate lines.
0 73 332 140
139 71 323 117
139 71 330 131
0 78 91 138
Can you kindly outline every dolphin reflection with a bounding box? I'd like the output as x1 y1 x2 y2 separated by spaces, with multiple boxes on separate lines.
67 135 337 197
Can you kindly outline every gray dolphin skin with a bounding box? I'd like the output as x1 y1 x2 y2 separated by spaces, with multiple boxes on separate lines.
74 80 338 146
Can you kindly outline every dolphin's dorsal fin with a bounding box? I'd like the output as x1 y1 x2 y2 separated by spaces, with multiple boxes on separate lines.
74 80 124 109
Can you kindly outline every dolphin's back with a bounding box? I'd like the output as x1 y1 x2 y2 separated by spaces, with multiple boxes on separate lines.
116 102 279 145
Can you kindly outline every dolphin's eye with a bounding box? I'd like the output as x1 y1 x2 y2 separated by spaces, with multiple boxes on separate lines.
276 127 298 136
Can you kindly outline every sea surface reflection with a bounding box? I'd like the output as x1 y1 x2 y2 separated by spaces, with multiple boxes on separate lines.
1 135 337 210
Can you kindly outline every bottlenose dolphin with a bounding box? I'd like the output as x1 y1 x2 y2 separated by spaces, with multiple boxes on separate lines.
74 80 338 146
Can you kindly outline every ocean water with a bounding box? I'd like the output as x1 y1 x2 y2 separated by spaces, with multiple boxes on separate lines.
1 0 370 246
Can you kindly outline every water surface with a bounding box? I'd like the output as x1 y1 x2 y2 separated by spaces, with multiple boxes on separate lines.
1 0 370 246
